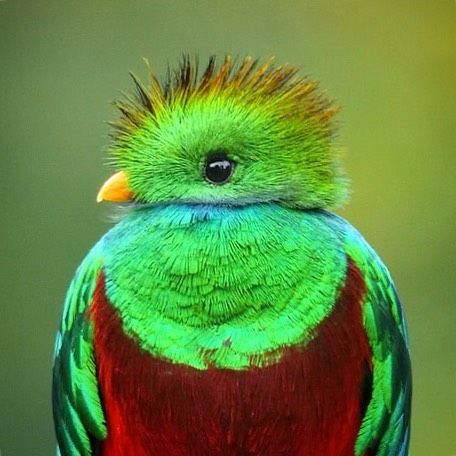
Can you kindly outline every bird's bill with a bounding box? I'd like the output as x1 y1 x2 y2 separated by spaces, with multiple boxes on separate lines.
96 171 134 203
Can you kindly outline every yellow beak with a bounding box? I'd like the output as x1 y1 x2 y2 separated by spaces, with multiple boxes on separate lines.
96 171 134 203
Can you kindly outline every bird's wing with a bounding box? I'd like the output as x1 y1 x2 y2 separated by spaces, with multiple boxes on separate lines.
52 248 107 456
344 227 412 456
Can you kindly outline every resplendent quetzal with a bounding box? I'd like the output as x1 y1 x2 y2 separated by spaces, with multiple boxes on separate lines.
52 56 411 456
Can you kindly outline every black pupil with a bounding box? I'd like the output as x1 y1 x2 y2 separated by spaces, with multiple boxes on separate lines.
204 154 234 184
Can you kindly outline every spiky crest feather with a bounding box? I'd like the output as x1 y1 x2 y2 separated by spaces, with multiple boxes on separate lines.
111 55 338 140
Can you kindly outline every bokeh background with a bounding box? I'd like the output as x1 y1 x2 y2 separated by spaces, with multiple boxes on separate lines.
1 1 455 454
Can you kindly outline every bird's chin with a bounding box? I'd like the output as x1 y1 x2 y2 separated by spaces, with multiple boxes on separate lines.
104 195 295 224
121 195 288 209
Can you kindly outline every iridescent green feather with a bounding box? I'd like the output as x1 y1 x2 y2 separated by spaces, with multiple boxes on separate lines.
340 220 411 455
52 250 106 456
111 56 348 209
101 204 347 369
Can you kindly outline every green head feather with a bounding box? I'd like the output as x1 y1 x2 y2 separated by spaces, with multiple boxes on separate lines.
110 55 348 208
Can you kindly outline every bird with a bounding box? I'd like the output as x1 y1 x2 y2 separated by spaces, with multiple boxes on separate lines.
52 55 411 456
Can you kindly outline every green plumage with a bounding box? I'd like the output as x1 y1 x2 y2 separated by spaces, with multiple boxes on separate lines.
53 256 106 455
112 56 347 208
345 229 411 454
53 56 411 456
95 205 346 368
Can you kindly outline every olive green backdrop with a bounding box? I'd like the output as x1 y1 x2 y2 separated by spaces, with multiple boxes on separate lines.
1 1 455 455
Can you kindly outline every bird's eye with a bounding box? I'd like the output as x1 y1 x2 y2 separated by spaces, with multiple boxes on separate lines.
204 152 235 185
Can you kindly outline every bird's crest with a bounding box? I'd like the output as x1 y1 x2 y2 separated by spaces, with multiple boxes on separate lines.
111 55 338 139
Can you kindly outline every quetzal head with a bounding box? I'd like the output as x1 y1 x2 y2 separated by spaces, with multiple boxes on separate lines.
97 56 348 209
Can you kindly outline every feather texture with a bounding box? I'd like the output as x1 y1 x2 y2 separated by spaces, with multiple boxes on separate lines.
109 56 348 209
53 56 411 455
90 259 370 455
53 206 411 455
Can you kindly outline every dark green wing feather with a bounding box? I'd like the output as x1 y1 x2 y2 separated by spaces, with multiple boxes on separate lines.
52 249 106 456
343 225 411 456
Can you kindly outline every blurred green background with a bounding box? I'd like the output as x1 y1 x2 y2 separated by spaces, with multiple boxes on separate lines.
1 1 455 455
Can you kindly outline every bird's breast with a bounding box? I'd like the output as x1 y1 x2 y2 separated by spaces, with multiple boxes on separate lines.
91 258 372 456
99 204 347 369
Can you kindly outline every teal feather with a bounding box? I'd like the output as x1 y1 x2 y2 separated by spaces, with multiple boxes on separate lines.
339 217 411 455
52 250 106 455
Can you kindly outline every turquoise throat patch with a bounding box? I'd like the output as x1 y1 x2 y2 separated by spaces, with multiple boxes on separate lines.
98 204 347 369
